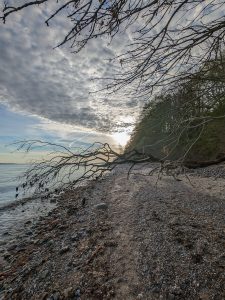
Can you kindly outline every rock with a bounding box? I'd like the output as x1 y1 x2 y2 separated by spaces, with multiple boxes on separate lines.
168 293 175 300
81 197 86 206
152 287 160 293
137 293 144 299
3 252 11 259
117 277 127 283
58 225 68 230
25 230 33 236
48 292 61 300
104 241 118 247
151 284 161 293
41 293 49 300
25 220 32 225
7 244 17 251
62 287 73 298
47 239 54 247
40 269 50 279
59 246 70 255
50 198 57 203
94 203 108 210
169 217 180 226
66 206 77 215
199 292 210 300
71 234 79 242
191 253 203 264
74 288 81 298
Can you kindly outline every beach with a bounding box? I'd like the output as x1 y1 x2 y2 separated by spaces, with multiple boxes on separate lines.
1 164 225 299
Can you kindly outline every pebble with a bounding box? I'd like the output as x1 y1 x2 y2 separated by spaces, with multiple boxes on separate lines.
39 270 49 279
3 252 11 259
199 292 210 300
74 288 81 298
48 292 61 300
59 246 70 255
168 293 175 300
25 230 33 236
25 220 32 225
7 244 17 251
50 198 57 203
62 287 73 298
94 203 108 210
71 234 79 242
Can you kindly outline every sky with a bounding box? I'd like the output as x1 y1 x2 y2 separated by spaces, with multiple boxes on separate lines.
0 1 220 163
0 4 138 163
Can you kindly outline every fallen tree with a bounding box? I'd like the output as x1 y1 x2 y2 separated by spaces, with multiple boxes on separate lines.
14 140 225 196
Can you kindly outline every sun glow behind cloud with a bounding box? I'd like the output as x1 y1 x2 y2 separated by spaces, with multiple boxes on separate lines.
111 115 135 147
112 131 130 147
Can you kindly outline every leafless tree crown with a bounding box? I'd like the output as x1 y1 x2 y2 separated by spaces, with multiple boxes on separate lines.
2 0 225 95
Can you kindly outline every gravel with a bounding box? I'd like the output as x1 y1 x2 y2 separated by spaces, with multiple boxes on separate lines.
1 164 225 299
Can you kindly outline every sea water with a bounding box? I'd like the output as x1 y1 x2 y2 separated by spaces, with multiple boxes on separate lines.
0 163 28 207
0 162 88 207
0 163 56 242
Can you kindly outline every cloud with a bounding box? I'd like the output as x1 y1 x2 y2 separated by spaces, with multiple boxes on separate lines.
0 6 141 134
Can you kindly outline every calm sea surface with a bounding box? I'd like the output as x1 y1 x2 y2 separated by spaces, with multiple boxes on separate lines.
0 164 29 207
0 163 86 208
0 164 58 242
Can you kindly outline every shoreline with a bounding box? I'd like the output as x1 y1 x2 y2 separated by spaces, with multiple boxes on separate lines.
1 165 225 299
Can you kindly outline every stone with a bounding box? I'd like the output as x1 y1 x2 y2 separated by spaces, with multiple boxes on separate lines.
62 287 73 298
74 288 81 298
25 230 33 236
40 270 50 279
47 240 54 247
25 220 32 225
199 292 210 300
168 293 175 300
41 293 49 300
50 198 57 203
169 217 180 226
191 253 203 264
3 252 11 259
71 234 79 242
48 292 61 300
94 203 108 210
59 246 70 255
7 244 17 251
152 287 160 293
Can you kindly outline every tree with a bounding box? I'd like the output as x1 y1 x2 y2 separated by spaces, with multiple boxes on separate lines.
2 0 225 97
126 58 225 161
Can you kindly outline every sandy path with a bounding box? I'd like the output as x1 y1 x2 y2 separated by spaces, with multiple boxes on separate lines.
107 174 141 299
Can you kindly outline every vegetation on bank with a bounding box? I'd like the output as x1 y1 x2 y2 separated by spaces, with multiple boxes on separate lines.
126 59 225 162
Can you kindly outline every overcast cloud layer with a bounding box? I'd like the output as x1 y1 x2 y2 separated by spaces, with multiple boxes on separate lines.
0 5 139 134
